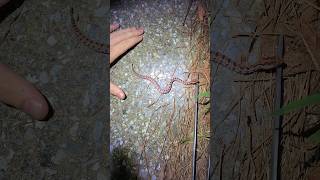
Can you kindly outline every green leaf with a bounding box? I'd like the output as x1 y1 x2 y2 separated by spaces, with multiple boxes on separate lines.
196 91 210 100
199 91 210 98
180 138 192 144
272 93 320 116
308 129 320 144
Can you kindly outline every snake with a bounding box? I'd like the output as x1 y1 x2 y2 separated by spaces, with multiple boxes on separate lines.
131 64 198 94
70 7 109 54
212 51 285 74
70 8 198 94
70 8 284 75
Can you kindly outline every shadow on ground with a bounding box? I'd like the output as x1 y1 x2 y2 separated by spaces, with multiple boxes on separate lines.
111 146 139 180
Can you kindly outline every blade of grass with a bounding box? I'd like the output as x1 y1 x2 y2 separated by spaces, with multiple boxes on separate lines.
308 129 320 144
197 91 210 98
271 93 320 116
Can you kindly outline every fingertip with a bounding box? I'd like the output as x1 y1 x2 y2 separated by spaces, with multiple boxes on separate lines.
137 27 144 32
117 91 126 100
110 23 120 32
136 35 144 44
110 83 127 100
128 27 144 35
112 22 119 26
111 23 120 29
22 96 50 121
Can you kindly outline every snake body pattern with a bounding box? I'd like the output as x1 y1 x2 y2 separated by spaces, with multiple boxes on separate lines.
131 64 198 94
70 9 285 92
70 8 109 54
212 51 285 74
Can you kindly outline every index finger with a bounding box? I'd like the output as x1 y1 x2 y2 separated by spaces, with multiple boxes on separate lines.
110 27 144 46
110 23 120 33
110 35 143 63
0 64 50 120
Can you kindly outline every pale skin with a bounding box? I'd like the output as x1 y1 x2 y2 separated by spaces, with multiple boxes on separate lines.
0 0 9 6
0 0 144 119
110 23 144 99
0 0 49 120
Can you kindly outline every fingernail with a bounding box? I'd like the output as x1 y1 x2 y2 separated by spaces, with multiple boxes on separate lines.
118 92 126 100
138 27 144 32
22 99 48 120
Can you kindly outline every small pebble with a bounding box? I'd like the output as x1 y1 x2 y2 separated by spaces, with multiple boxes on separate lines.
47 35 57 46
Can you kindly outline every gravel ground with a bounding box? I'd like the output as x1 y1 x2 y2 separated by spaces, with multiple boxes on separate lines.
0 0 108 179
110 0 198 178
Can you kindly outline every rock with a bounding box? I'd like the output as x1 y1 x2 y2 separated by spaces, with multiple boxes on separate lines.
35 121 46 129
39 71 49 84
62 58 71 64
25 74 39 83
49 65 62 82
0 157 7 171
51 149 67 165
47 35 57 46
50 12 61 23
69 122 79 139
91 162 100 171
45 168 57 176
24 128 35 140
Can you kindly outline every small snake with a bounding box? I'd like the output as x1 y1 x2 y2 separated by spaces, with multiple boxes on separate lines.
212 51 285 74
132 64 198 94
70 8 109 54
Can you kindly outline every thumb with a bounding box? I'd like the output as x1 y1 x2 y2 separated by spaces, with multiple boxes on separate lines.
110 82 126 100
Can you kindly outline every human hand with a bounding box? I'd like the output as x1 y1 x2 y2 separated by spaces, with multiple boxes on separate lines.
0 0 10 7
110 23 144 99
0 64 50 120
0 0 50 120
